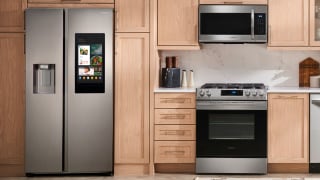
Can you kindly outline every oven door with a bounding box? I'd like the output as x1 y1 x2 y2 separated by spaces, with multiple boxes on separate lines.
196 101 267 158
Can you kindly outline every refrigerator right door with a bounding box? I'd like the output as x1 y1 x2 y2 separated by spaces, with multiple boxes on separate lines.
66 9 113 173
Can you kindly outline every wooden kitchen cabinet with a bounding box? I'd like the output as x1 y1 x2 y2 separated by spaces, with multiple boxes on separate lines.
0 0 27 32
268 93 309 172
157 0 199 49
310 0 320 46
114 33 150 165
115 0 149 32
268 0 309 47
200 0 267 4
154 92 196 172
28 0 114 8
0 33 25 176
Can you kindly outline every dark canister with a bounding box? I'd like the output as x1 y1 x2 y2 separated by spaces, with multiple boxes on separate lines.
161 68 180 88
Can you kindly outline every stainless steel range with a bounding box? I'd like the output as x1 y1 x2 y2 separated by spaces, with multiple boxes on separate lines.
196 83 267 174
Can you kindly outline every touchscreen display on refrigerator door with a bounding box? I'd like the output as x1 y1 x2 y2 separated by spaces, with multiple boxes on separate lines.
75 33 105 93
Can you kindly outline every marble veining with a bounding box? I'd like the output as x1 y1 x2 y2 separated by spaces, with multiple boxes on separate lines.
160 44 320 87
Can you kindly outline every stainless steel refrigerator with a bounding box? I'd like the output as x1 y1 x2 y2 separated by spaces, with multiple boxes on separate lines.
25 8 113 174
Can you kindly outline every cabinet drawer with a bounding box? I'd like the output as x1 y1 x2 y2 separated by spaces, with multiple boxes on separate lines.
154 141 195 163
155 125 196 140
155 109 195 124
155 93 195 109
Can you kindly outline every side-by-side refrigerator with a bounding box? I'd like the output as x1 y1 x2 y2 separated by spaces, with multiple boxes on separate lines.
25 8 113 174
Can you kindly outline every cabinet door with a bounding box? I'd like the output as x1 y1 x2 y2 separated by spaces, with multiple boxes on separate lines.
0 0 26 32
158 0 198 46
28 0 114 3
268 0 309 46
115 0 149 32
115 33 150 164
310 0 320 46
268 93 309 163
0 33 25 166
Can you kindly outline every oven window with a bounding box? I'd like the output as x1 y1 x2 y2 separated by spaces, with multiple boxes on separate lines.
208 114 255 140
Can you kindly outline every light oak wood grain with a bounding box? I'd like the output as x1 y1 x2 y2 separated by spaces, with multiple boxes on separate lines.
157 0 199 46
155 109 196 125
0 0 26 32
28 3 114 8
114 33 150 164
268 93 309 164
268 163 309 173
155 125 196 141
155 93 196 109
154 141 195 163
114 164 149 176
28 0 114 3
115 0 149 32
0 33 25 176
268 0 309 46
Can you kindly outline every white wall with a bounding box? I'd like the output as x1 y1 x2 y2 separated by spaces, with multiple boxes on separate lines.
160 44 320 87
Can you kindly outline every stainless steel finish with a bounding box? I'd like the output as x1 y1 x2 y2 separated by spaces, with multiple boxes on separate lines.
196 89 267 101
251 9 255 40
197 100 267 110
26 9 64 173
26 8 113 174
196 158 267 174
66 9 113 173
199 5 267 43
33 64 55 94
310 94 320 163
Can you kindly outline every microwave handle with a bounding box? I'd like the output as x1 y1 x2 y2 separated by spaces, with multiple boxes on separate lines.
251 9 255 40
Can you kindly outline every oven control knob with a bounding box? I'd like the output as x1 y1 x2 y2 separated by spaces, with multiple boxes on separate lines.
259 90 265 96
206 90 211 97
245 90 251 96
199 90 205 97
252 90 258 96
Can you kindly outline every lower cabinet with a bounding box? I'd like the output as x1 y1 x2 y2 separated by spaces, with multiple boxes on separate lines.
268 93 309 173
154 92 196 173
0 33 25 176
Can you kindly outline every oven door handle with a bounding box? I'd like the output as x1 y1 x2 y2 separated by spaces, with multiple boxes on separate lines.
196 101 267 110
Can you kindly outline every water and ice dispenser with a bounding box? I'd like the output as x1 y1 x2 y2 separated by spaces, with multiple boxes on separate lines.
33 64 55 94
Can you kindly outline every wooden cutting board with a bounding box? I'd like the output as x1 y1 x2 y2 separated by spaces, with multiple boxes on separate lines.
299 57 320 87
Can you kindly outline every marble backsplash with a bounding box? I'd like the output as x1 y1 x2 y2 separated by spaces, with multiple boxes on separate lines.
160 44 320 87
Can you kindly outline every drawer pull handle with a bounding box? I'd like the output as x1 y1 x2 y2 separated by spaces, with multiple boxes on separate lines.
164 151 185 155
224 1 243 4
160 98 189 104
277 95 298 99
163 130 186 136
161 114 186 119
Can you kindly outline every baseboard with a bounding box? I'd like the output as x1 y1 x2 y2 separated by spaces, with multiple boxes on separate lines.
155 163 195 173
268 163 309 173
114 164 150 176
0 164 25 177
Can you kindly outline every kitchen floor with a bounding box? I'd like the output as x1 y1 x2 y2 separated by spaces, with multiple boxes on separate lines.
2 174 320 180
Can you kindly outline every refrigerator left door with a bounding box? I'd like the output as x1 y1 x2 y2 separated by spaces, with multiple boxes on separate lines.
26 9 64 174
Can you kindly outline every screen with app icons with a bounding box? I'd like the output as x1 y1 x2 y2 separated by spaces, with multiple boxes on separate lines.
75 33 105 93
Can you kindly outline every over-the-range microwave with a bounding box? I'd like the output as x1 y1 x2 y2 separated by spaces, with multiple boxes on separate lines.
199 5 267 43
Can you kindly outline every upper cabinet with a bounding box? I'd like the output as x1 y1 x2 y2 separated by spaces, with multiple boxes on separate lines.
268 0 320 48
268 0 309 47
28 0 114 3
28 0 114 7
115 0 149 32
157 0 199 50
0 0 26 32
200 0 267 4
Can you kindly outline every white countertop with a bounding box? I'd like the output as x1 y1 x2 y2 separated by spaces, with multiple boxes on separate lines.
267 86 320 93
154 86 320 93
154 87 196 93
